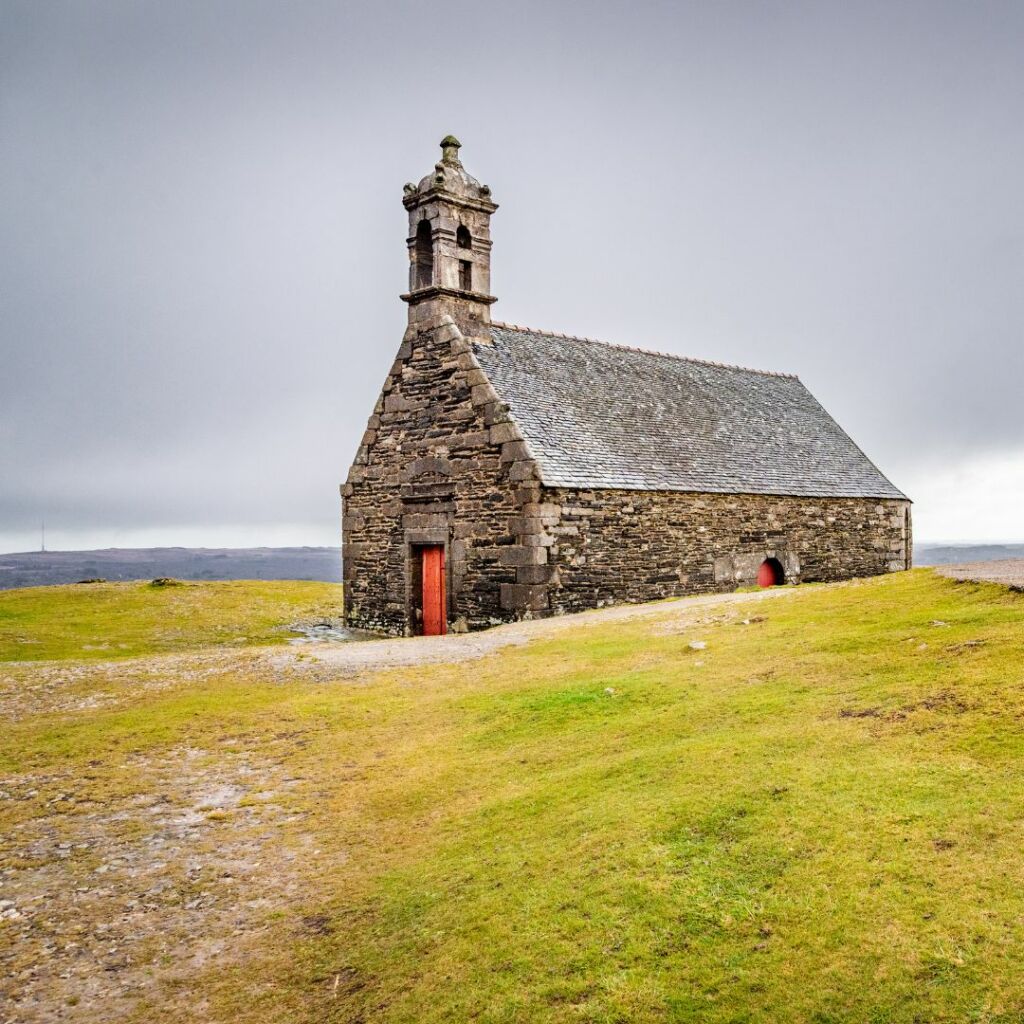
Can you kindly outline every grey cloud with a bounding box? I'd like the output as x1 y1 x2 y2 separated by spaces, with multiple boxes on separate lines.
2 0 1022 548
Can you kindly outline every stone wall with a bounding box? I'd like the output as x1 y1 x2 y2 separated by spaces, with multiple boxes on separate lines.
540 488 912 615
342 314 543 634
342 316 911 634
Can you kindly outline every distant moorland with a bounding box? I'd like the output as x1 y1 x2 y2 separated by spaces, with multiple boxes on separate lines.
0 543 1019 590
0 546 342 590
914 543 1024 565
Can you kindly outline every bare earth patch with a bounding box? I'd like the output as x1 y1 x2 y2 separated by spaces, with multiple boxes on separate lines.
0 743 316 1023
0 654 259 724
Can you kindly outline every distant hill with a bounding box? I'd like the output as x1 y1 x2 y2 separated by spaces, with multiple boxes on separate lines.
0 547 341 590
3 542 1019 590
915 543 1024 566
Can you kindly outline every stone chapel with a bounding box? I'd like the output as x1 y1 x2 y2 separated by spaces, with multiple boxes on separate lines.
341 137 911 636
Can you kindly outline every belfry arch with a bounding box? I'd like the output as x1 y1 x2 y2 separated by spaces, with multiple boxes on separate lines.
413 219 433 289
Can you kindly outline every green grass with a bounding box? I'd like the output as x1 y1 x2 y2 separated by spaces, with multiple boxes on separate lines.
0 579 342 661
4 570 1024 1022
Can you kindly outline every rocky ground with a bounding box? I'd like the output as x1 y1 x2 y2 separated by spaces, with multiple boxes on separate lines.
1 746 312 1022
0 633 344 1023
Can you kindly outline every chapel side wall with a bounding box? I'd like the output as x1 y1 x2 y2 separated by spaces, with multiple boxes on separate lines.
543 488 912 614
342 316 544 635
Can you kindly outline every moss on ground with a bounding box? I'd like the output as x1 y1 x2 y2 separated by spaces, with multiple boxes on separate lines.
3 570 1024 1022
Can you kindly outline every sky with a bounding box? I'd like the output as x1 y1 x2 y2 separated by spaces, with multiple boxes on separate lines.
1 0 1022 553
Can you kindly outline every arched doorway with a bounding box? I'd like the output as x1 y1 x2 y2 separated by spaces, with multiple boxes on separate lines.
757 557 784 588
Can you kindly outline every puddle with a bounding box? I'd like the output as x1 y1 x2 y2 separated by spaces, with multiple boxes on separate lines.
287 622 376 645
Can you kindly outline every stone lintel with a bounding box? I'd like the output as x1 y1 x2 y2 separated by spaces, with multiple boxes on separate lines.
401 456 452 481
404 528 448 546
451 429 490 449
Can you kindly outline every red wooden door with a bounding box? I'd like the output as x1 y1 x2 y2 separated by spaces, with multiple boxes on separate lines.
421 545 446 636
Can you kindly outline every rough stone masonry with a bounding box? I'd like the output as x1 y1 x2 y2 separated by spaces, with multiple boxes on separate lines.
341 137 911 635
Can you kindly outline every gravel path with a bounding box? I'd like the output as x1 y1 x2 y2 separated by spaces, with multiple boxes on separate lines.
300 586 792 675
1 587 795 721
933 558 1024 590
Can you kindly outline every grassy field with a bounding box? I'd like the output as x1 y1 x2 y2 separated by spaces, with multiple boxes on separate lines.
2 570 1024 1022
0 579 343 661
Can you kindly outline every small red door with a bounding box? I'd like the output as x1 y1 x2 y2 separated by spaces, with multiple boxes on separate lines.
421 545 446 636
758 558 783 588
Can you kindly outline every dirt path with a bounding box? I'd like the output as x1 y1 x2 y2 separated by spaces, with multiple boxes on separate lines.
298 586 793 676
933 558 1024 590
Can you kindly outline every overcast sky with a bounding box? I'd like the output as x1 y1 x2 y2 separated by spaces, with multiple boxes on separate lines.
2 0 1022 553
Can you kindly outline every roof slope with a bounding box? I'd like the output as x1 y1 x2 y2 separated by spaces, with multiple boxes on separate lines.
474 324 906 500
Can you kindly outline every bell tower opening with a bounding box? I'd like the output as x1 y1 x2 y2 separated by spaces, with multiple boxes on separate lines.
457 224 472 248
413 219 433 290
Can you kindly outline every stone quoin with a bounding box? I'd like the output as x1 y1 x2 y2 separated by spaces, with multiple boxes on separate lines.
341 137 911 636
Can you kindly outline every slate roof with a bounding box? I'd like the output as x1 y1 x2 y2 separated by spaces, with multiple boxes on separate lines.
473 323 907 500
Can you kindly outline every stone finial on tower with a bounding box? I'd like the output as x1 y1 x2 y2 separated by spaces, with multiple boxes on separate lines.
440 134 461 165
400 136 498 334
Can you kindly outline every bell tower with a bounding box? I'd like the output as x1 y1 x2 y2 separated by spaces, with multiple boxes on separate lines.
401 136 498 335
